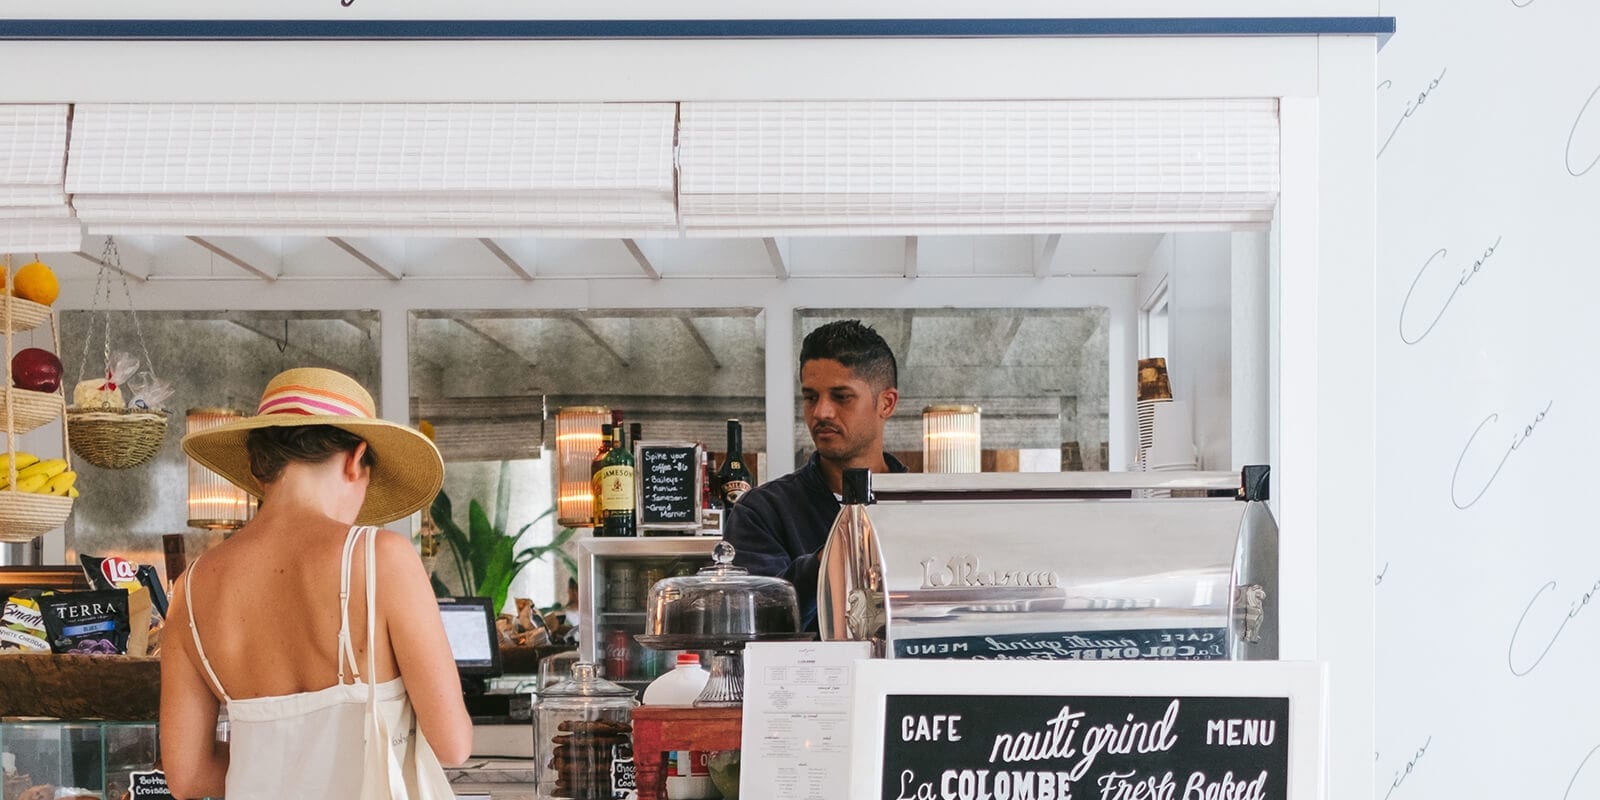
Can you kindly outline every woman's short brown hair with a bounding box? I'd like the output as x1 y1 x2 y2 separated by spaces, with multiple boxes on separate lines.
246 425 376 485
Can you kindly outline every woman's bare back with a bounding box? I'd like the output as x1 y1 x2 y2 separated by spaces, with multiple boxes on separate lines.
182 517 400 700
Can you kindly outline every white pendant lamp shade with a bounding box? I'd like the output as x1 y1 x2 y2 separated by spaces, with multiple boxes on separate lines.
555 406 608 527
186 407 254 530
923 404 982 474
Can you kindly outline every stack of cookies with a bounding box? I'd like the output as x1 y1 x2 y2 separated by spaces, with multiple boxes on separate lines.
548 718 633 799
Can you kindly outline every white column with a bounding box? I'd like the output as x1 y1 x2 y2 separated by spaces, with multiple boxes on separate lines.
1232 230 1271 467
764 302 797 480
379 303 414 536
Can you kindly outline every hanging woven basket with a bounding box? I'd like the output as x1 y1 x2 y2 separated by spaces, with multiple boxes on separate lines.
0 387 63 434
0 253 75 542
0 490 73 542
2 296 51 334
64 237 171 470
66 407 170 470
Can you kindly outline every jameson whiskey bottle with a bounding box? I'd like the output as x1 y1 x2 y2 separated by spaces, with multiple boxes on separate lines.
816 468 887 657
595 425 637 537
589 423 615 528
716 419 753 506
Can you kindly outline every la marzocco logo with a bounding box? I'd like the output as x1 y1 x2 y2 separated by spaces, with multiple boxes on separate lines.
918 554 1059 590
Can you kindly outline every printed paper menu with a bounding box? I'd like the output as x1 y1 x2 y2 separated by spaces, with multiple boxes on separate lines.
739 641 872 800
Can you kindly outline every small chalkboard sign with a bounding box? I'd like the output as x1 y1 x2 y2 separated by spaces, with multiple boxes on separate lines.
850 661 1324 799
129 770 175 800
634 442 703 530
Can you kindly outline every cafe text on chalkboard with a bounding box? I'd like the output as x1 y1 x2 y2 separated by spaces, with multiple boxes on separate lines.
882 693 1288 800
634 442 704 530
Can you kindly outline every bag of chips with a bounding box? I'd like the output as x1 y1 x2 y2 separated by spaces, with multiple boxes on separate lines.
80 554 168 618
0 591 50 652
38 589 131 656
80 553 168 656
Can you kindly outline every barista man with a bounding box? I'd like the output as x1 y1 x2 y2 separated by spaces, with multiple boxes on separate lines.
723 320 908 628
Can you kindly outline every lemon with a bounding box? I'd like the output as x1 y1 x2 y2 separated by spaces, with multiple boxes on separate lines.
13 262 59 305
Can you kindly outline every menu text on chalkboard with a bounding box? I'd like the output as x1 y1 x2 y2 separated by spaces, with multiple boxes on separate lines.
129 770 175 800
635 442 703 530
882 694 1288 800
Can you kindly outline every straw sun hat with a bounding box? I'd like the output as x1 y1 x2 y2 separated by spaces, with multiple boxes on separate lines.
181 368 444 526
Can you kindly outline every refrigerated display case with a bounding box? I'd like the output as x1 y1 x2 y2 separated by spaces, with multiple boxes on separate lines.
0 720 161 800
577 537 719 695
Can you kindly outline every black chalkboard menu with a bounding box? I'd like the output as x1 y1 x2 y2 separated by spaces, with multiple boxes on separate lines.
881 693 1288 800
635 442 703 530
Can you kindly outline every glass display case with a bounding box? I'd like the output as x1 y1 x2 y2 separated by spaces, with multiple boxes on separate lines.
0 720 160 800
577 537 720 695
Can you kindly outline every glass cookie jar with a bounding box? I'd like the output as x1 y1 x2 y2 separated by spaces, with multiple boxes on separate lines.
535 662 640 800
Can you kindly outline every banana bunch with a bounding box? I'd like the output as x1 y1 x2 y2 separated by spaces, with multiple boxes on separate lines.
0 453 79 497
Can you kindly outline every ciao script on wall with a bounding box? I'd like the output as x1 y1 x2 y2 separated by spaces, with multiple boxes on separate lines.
882 694 1289 800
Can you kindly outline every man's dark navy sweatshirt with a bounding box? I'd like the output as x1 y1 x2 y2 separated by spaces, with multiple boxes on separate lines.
722 452 908 630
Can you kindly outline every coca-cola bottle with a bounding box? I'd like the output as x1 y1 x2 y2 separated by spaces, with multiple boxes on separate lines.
604 627 632 680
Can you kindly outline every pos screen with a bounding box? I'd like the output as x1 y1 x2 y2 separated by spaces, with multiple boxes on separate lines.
436 597 503 678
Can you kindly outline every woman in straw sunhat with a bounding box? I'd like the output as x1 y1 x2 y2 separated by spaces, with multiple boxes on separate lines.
161 368 471 800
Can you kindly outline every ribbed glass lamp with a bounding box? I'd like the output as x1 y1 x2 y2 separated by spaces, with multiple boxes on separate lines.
555 406 609 527
186 407 254 530
923 405 982 474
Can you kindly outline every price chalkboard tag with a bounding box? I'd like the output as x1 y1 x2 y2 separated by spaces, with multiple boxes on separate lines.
635 442 703 530
129 769 175 800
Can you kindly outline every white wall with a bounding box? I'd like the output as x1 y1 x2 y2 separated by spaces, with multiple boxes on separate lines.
1169 233 1234 471
1375 3 1600 799
1137 232 1250 472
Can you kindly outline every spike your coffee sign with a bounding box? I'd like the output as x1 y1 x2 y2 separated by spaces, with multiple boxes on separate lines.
881 694 1288 800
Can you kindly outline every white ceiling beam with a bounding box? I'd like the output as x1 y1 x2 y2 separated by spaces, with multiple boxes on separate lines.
71 249 148 282
479 238 535 281
327 237 402 281
677 315 723 369
567 315 631 368
1034 233 1063 278
452 317 538 369
903 236 919 278
187 236 279 282
762 237 790 280
621 238 661 280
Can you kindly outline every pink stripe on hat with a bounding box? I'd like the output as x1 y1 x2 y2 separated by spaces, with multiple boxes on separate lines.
259 394 365 418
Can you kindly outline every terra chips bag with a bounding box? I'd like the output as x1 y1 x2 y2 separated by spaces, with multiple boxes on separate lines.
38 588 131 655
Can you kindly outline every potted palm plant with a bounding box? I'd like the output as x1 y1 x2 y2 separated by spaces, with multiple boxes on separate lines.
427 460 579 617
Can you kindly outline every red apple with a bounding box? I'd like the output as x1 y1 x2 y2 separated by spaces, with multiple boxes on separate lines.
11 348 62 393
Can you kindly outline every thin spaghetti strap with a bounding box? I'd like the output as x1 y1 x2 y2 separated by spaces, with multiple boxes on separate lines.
183 557 233 704
364 525 380 688
338 525 364 685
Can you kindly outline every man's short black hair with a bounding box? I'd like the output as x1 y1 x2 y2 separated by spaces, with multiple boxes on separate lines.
800 320 898 391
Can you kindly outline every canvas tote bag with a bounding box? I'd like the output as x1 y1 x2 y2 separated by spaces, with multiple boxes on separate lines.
356 526 458 800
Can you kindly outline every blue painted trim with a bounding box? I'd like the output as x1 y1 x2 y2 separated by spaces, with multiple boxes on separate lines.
0 17 1395 41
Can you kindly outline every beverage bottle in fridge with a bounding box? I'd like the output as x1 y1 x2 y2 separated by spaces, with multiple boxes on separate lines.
642 653 717 799
604 627 633 680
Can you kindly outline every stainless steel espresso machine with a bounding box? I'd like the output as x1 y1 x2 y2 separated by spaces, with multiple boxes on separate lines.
835 467 1277 662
